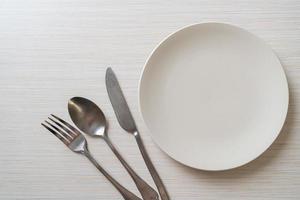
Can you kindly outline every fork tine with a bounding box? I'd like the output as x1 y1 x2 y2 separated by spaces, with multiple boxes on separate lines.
45 120 73 141
51 114 81 137
41 123 69 145
47 117 75 139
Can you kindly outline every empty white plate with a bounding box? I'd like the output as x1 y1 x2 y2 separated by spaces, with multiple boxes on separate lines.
139 23 289 171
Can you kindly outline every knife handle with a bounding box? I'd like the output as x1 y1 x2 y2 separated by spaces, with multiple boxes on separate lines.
134 131 170 200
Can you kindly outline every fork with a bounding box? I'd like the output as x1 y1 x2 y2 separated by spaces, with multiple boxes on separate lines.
41 114 141 200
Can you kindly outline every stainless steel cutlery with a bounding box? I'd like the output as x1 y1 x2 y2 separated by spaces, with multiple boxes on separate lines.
41 68 169 200
68 97 159 200
106 67 169 200
42 114 141 200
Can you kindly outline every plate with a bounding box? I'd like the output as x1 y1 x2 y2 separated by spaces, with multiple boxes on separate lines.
138 23 289 170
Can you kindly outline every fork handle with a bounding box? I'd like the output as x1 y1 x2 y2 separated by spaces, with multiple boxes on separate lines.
134 131 170 200
84 151 142 200
105 137 159 200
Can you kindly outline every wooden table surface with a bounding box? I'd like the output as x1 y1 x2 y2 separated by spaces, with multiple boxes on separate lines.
0 0 299 199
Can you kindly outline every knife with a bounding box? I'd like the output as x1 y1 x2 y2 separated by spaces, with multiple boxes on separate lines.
106 67 170 200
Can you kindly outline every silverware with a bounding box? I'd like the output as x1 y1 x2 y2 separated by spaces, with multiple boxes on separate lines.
41 114 141 200
105 67 170 200
68 97 159 200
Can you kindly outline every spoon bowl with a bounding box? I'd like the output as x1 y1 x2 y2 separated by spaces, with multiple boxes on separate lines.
68 97 106 137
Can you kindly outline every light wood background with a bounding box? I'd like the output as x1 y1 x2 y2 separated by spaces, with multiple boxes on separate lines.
0 0 299 199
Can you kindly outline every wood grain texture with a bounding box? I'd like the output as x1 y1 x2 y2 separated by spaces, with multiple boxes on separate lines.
0 0 299 199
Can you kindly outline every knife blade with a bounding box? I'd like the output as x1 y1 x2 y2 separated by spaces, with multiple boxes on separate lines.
105 67 137 133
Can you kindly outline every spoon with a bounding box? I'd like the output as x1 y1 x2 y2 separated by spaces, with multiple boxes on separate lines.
68 97 159 200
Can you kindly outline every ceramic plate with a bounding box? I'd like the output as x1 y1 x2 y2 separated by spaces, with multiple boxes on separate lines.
139 23 289 171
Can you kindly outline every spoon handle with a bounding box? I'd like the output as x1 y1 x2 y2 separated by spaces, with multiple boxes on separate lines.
105 137 159 200
134 132 170 200
84 150 142 200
